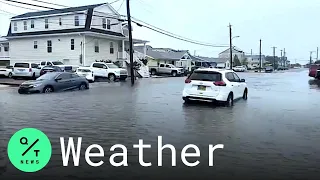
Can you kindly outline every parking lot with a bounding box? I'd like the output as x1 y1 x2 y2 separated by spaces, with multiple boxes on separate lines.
0 68 320 179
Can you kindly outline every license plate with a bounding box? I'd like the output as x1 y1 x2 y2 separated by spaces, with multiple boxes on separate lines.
18 69 25 71
198 85 206 91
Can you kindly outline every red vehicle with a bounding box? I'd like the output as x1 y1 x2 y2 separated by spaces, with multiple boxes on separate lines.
309 64 320 79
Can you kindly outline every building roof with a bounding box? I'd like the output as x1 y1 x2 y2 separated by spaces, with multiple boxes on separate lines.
194 56 229 63
134 46 189 60
246 55 266 59
219 47 244 54
11 3 105 19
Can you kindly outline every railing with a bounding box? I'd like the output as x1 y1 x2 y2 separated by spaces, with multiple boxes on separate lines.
117 52 127 59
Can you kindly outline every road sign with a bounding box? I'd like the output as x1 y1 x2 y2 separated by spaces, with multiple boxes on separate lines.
7 128 52 172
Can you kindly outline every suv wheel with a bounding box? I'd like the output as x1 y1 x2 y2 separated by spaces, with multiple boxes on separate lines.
172 71 177 77
108 74 116 81
225 93 234 107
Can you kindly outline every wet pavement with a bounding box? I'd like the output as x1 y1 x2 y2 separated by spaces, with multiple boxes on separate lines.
0 68 320 179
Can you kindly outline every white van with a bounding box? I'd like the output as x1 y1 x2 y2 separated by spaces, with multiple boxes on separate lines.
12 62 41 79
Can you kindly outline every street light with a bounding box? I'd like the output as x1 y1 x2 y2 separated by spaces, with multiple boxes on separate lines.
310 51 316 65
232 36 240 40
229 35 240 69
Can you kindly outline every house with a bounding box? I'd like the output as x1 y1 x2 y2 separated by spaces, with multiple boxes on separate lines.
245 55 266 69
134 45 193 71
195 56 230 69
0 37 10 67
5 3 149 72
218 47 245 68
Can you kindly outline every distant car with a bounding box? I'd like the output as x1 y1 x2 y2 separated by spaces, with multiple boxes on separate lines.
40 66 64 76
0 65 13 78
182 68 248 106
233 66 246 72
76 67 95 82
265 66 274 73
18 72 89 94
12 62 41 79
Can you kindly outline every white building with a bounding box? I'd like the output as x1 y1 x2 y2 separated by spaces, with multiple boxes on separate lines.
218 47 245 68
246 55 266 69
5 3 150 77
0 37 10 67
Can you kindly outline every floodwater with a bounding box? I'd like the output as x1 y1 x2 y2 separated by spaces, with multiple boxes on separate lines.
0 69 320 179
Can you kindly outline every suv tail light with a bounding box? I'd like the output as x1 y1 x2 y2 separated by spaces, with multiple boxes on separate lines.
185 79 191 83
29 68 32 72
214 81 226 86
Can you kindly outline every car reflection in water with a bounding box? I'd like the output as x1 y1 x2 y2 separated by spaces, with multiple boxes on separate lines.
308 79 320 88
18 72 89 94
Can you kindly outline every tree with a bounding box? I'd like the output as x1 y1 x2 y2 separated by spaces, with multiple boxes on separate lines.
233 55 241 66
241 58 248 66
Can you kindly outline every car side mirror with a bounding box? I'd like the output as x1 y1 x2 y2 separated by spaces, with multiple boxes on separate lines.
55 77 62 81
240 79 245 82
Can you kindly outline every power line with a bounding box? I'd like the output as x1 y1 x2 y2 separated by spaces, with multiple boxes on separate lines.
110 0 122 4
0 0 40 10
29 0 68 8
117 0 125 11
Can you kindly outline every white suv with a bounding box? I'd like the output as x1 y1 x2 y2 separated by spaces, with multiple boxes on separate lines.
12 62 41 79
182 68 248 106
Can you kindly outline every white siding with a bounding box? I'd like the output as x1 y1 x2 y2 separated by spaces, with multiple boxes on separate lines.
11 13 87 33
91 5 122 33
9 35 83 65
0 42 10 60
84 36 119 66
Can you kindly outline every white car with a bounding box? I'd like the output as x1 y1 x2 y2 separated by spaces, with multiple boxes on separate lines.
12 62 41 79
182 68 248 106
90 62 128 81
76 67 95 82
0 66 13 78
233 66 246 72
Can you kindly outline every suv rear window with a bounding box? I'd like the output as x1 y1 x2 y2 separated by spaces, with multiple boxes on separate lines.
189 71 222 82
14 63 29 68
77 69 91 72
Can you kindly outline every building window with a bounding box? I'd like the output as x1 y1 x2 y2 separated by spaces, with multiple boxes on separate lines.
74 16 79 26
23 21 27 30
4 46 9 52
13 22 17 31
110 42 114 54
59 18 62 26
71 39 74 50
94 39 99 53
102 18 106 29
31 20 34 28
107 19 111 29
45 19 49 29
34 41 38 49
47 40 52 53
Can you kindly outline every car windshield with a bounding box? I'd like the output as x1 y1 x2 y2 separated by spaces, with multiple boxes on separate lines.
189 71 222 82
37 73 57 80
14 63 29 68
52 61 64 65
107 64 119 68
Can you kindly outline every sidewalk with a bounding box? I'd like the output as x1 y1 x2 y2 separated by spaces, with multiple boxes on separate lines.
0 78 23 86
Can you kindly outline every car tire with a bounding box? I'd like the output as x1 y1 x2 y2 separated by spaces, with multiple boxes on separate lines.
79 83 87 90
151 69 156 75
12 76 17 80
43 86 54 93
243 89 248 100
8 72 12 78
31 73 36 80
108 74 116 82
183 97 191 104
225 93 234 107
171 71 177 77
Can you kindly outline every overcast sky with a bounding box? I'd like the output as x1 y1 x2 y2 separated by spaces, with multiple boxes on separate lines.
0 0 319 64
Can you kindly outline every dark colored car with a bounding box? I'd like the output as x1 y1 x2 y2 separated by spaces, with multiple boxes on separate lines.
309 64 320 79
18 72 89 94
40 66 63 76
265 66 274 73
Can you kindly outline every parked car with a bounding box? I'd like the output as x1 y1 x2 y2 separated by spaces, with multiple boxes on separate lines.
90 62 128 81
182 68 248 106
233 66 246 72
265 66 274 73
309 64 320 79
0 65 13 78
150 63 184 77
18 72 89 94
39 61 74 72
40 66 64 76
76 67 95 82
12 62 41 79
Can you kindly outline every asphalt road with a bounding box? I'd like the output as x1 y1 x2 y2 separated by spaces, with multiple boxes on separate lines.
0 69 320 179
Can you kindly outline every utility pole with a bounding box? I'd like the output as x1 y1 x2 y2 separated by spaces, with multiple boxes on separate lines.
283 48 286 68
272 46 277 69
229 23 232 69
280 50 283 67
310 51 313 65
317 47 319 61
259 39 262 72
126 0 134 85
194 50 196 56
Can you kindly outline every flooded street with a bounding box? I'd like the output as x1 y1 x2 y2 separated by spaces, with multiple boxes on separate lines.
1 69 320 179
